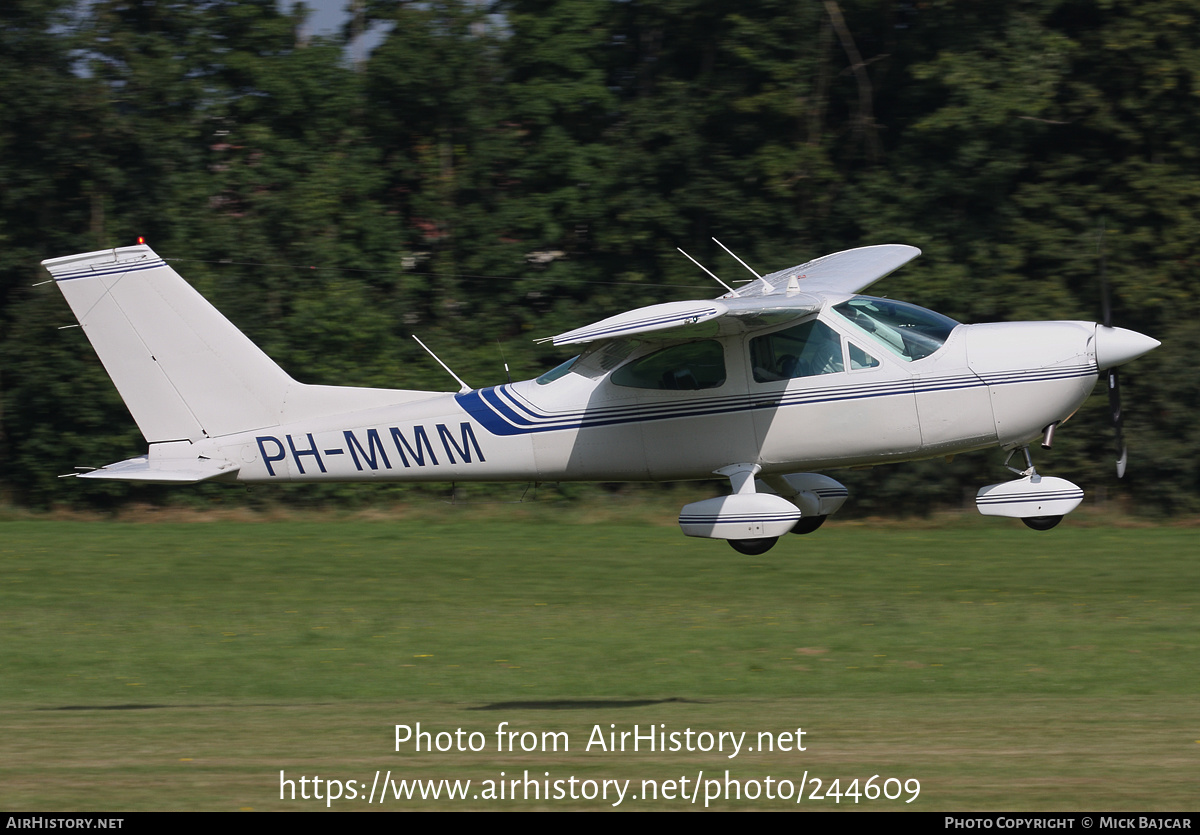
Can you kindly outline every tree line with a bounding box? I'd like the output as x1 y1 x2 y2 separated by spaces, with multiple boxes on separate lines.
1 0 1196 514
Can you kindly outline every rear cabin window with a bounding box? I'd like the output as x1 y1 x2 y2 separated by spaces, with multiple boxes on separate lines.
612 340 726 390
750 319 845 382
536 355 579 385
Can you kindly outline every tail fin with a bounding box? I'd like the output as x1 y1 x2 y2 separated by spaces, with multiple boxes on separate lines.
43 245 433 443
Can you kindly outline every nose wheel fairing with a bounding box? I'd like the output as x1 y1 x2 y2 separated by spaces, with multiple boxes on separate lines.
975 474 1084 523
975 446 1083 529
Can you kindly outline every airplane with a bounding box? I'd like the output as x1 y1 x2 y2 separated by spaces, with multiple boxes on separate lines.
42 242 1159 554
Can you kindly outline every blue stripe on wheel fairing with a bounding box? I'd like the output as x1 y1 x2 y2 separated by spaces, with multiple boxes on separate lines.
976 489 1084 505
679 515 802 525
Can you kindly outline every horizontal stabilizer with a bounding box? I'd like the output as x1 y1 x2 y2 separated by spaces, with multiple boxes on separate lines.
75 455 240 484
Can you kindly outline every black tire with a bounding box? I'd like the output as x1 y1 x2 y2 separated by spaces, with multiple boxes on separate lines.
1022 515 1062 531
729 537 778 555
790 516 828 535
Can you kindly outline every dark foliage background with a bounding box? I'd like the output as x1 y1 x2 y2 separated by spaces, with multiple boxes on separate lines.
1 0 1194 514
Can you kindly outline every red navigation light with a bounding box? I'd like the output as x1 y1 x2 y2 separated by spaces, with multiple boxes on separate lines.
137 236 145 245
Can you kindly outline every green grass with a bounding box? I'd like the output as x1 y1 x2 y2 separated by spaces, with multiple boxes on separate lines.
1 514 1197 809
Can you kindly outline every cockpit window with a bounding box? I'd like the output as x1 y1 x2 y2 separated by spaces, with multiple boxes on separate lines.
612 340 726 390
848 342 880 370
832 296 958 361
536 355 579 385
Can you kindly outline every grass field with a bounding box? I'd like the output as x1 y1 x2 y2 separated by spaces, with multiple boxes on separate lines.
1 508 1197 809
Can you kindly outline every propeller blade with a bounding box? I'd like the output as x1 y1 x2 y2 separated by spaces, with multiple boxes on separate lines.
1098 221 1126 477
1099 226 1112 329
1107 368 1126 478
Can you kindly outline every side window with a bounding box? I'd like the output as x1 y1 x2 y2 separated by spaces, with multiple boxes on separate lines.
750 320 844 383
848 342 880 370
612 340 726 390
536 355 579 385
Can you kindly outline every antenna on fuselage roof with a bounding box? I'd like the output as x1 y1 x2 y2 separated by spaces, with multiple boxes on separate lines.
497 339 513 384
676 247 736 294
711 238 763 283
412 335 472 393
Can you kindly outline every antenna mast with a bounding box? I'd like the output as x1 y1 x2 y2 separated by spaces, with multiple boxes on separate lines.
676 247 735 294
711 238 762 279
413 335 472 393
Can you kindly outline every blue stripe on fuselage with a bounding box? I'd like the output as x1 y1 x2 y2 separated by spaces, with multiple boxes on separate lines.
458 364 1097 437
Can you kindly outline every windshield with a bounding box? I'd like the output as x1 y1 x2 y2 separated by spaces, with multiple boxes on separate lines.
831 296 958 361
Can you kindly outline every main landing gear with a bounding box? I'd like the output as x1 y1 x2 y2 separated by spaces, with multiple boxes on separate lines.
729 512 827 552
678 466 849 554
790 515 828 535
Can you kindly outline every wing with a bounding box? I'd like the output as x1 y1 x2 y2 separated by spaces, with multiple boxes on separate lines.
540 295 822 347
540 244 920 347
737 243 922 298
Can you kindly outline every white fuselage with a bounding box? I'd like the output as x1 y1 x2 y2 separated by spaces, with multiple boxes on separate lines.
202 306 1101 485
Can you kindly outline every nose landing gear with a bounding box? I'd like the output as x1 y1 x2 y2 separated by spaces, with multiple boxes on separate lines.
976 446 1083 531
1021 515 1062 531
